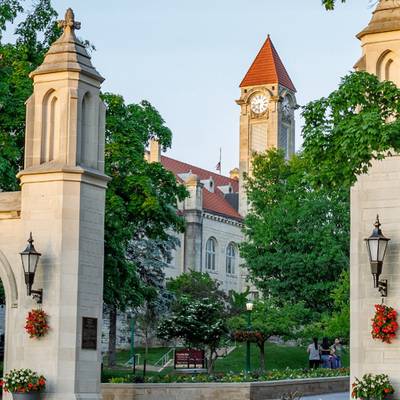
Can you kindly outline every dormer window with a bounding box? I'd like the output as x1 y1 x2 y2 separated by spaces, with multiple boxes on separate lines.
201 177 215 193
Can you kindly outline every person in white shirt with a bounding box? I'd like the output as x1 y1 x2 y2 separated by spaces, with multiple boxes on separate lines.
307 337 321 369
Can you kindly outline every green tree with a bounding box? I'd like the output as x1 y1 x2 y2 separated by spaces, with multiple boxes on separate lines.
158 296 228 373
102 93 188 366
229 301 308 371
325 269 350 340
302 270 350 342
167 271 228 306
302 71 400 189
127 235 178 363
241 149 349 314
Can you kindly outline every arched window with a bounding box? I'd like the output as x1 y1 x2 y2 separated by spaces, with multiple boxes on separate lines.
377 50 396 83
226 243 236 275
279 126 289 158
205 238 217 271
385 59 394 82
41 90 59 163
80 92 97 168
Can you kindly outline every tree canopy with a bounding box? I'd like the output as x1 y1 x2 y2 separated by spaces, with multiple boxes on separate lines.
158 296 228 373
241 149 349 315
167 271 228 307
102 93 187 312
229 300 307 371
302 71 400 188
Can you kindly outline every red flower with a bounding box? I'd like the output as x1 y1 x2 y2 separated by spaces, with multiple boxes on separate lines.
25 309 49 339
371 304 398 343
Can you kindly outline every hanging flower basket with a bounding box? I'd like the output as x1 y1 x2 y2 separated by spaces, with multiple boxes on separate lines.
1 368 46 399
233 330 261 342
25 309 49 339
371 304 398 343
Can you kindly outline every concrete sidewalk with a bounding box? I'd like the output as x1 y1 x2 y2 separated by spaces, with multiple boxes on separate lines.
303 393 349 400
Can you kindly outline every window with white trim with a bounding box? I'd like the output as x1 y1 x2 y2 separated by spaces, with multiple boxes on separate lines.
226 243 236 275
205 238 217 271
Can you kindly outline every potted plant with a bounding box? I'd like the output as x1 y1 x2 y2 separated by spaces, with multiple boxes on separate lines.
352 373 394 400
1 368 46 399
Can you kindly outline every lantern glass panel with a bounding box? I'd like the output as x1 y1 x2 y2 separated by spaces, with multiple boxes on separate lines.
368 239 379 262
246 302 254 312
378 239 388 262
21 253 40 275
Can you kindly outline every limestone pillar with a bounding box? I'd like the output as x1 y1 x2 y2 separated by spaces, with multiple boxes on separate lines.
183 174 203 271
3 9 109 400
351 0 400 391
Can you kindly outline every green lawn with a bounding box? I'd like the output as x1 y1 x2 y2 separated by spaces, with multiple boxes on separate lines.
102 343 349 381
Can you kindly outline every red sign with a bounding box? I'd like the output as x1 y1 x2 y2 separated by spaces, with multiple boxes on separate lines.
174 348 205 369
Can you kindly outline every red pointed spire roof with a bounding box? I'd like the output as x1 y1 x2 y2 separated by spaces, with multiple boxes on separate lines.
240 35 296 92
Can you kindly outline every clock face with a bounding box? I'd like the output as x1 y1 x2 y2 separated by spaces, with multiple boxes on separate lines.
250 94 268 114
282 97 291 116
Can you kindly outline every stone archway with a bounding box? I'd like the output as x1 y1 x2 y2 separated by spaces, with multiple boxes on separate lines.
0 248 19 394
0 250 18 309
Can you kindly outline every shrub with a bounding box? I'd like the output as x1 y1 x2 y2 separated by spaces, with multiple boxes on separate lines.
1 369 46 393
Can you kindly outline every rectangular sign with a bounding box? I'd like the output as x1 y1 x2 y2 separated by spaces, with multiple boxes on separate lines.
82 317 97 350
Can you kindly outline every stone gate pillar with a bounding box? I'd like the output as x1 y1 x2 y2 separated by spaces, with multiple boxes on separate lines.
351 0 400 391
0 8 108 400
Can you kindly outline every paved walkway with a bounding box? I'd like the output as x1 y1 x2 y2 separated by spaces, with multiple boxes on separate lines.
303 393 349 400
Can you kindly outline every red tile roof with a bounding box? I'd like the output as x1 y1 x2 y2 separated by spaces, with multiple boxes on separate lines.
202 189 242 221
161 156 239 192
161 155 242 221
240 36 296 92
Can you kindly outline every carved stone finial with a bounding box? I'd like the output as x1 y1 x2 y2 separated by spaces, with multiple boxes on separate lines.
374 215 381 229
58 8 81 32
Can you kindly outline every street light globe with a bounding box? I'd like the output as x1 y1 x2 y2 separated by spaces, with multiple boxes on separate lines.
246 302 253 312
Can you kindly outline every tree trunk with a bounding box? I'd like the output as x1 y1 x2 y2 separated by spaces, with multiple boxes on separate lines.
207 348 217 374
259 341 266 372
108 305 117 368
144 326 149 363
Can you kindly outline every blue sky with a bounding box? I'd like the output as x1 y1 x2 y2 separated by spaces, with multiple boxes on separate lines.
17 1 377 174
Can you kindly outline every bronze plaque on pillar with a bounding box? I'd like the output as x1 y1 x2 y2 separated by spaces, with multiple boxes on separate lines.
82 317 97 350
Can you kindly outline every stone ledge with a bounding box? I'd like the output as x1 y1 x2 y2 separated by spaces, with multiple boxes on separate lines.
0 192 21 219
102 376 350 400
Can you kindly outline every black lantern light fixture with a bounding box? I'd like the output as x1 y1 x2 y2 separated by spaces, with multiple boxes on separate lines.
20 233 43 303
365 216 390 297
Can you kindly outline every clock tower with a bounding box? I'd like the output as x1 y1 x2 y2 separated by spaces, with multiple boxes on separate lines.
237 35 297 216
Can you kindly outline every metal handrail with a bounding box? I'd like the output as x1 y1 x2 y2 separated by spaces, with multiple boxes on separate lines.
124 353 141 366
154 348 175 368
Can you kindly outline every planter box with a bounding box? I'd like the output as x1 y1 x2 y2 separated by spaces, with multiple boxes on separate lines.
102 376 350 400
12 393 40 400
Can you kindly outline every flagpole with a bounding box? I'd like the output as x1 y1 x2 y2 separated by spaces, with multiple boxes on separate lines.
219 148 222 175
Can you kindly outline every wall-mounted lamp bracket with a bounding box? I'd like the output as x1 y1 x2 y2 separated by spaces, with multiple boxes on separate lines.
378 280 388 298
30 289 43 304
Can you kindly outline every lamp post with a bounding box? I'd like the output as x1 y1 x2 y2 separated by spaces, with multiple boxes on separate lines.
245 302 253 373
20 233 43 303
365 215 390 297
129 313 136 375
